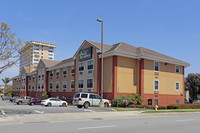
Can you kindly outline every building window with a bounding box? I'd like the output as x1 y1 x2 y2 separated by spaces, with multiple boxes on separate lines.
63 81 67 91
29 85 31 90
56 82 59 91
148 99 152 105
154 100 158 106
63 68 67 77
71 80 74 90
38 75 41 80
87 60 93 70
87 79 93 89
56 70 60 78
50 71 53 79
176 100 179 105
38 84 40 90
41 84 44 91
154 62 159 72
42 74 44 80
50 83 53 91
78 80 83 89
175 65 180 73
176 82 180 91
71 66 74 75
79 62 84 72
154 80 159 91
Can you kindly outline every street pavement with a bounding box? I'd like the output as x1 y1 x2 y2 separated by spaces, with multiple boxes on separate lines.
1 113 200 133
0 99 113 115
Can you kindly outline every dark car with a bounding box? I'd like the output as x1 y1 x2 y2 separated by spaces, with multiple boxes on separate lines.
10 97 20 102
2 96 12 100
28 98 41 105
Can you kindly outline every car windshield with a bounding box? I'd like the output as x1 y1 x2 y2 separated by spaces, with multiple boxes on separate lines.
74 94 80 98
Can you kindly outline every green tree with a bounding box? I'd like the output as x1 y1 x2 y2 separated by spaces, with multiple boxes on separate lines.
185 73 200 100
1 77 10 86
41 92 49 100
128 94 143 105
0 22 23 74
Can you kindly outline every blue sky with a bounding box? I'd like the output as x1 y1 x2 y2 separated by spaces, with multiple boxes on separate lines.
0 0 200 84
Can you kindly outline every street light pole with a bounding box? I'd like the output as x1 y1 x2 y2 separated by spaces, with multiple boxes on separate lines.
97 19 104 100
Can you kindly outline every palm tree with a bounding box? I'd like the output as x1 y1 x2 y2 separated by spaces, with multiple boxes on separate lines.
1 77 10 93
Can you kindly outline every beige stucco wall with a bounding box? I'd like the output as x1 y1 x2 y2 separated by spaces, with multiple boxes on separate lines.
103 57 113 92
143 59 184 95
117 56 138 93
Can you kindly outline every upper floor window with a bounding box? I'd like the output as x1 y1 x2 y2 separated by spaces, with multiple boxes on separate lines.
154 62 159 72
56 82 59 91
63 68 67 77
154 80 159 91
38 84 40 90
79 62 84 72
34 44 39 47
41 84 44 91
87 60 93 70
50 71 53 79
71 66 74 75
56 70 60 78
38 75 41 80
42 74 44 80
176 82 180 91
50 83 53 91
176 65 180 73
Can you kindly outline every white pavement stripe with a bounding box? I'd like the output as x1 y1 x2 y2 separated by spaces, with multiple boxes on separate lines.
34 110 44 114
84 109 95 112
79 125 116 130
176 119 194 122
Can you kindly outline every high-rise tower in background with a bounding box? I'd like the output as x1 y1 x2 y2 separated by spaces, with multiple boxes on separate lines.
19 41 57 74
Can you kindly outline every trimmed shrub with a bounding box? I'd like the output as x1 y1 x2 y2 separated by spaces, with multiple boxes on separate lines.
112 95 132 107
6 92 12 97
167 104 200 109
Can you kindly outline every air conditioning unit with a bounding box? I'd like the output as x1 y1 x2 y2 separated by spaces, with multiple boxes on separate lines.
79 89 82 92
154 72 159 76
79 72 83 75
71 74 74 76
88 70 93 74
71 89 74 91
154 91 159 94
88 89 91 92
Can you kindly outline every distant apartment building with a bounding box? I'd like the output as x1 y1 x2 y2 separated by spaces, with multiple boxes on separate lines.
12 40 190 106
19 41 57 74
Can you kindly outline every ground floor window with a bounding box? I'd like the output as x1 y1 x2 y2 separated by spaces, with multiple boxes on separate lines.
87 79 93 89
71 80 74 90
176 100 179 105
148 99 152 105
78 80 84 89
154 99 158 106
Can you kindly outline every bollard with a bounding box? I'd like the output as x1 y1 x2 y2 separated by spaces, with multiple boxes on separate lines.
155 105 158 111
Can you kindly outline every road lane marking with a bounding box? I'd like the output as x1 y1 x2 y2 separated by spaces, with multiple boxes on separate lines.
84 109 95 112
34 110 44 114
176 119 194 122
79 125 116 130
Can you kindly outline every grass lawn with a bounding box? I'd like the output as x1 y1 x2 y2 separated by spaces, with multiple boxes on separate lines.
0 110 2 115
143 109 200 113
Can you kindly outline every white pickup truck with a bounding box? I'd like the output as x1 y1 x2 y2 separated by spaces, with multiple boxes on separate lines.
15 96 31 105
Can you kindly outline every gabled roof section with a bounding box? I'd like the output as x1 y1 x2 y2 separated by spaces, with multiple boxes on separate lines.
41 59 61 68
47 58 74 71
22 66 30 74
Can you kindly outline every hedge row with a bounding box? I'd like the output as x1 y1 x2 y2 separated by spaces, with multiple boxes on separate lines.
167 104 200 109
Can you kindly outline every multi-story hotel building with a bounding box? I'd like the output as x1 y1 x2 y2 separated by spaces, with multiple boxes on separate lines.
19 41 57 74
12 40 190 106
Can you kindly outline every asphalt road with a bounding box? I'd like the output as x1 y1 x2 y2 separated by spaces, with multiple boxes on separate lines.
0 113 200 133
0 99 113 115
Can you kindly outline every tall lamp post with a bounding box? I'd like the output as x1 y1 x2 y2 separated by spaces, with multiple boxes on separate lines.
97 19 104 101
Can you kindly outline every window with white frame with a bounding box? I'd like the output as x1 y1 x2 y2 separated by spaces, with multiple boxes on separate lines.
56 70 60 78
87 60 93 70
50 71 53 79
38 84 40 90
78 80 83 89
176 82 180 91
42 73 44 80
38 75 41 80
154 62 159 72
41 84 44 91
63 68 67 77
32 86 34 90
71 80 74 90
56 82 59 91
87 79 93 89
154 80 159 91
71 66 74 75
175 65 180 73
79 62 84 72
63 81 67 91
29 85 31 90
50 83 53 91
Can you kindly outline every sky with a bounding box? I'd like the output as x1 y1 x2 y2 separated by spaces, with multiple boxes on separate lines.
0 0 200 85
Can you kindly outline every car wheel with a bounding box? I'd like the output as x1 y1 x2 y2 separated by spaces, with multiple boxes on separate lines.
31 102 34 106
77 105 82 108
19 101 22 105
47 102 52 107
84 102 90 109
62 103 67 107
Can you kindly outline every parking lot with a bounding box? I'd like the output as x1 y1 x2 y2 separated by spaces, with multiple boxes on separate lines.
0 99 114 116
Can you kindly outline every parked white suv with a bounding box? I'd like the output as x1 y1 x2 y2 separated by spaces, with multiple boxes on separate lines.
72 93 110 109
41 98 68 107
